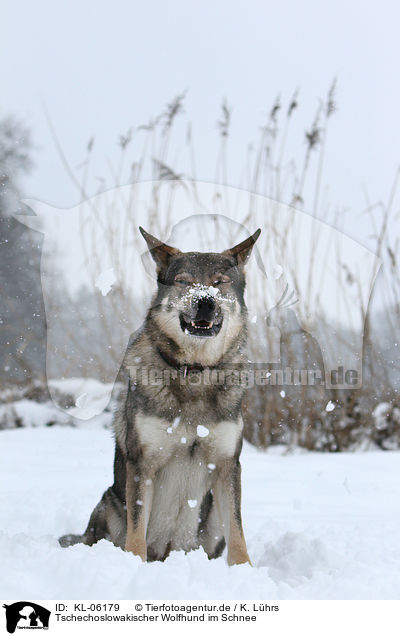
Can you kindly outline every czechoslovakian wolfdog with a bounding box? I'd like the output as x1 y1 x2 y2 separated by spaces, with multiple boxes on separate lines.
60 225 261 565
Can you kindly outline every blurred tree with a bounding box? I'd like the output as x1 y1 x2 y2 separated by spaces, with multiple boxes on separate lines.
0 116 46 385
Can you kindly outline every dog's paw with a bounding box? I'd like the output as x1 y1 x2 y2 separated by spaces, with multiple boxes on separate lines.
125 538 147 561
59 533 84 548
227 544 252 566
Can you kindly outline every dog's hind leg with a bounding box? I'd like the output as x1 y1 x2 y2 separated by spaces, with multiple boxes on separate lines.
59 487 126 549
59 495 107 548
59 441 128 550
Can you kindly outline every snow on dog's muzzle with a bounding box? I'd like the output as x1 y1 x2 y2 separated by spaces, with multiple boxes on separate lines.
179 284 224 337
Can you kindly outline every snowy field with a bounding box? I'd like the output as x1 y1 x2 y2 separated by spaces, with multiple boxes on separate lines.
1 426 400 600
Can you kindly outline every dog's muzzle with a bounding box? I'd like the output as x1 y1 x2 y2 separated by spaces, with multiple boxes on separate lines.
180 296 223 337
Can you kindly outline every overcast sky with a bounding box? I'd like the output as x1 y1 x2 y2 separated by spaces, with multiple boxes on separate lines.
2 0 400 248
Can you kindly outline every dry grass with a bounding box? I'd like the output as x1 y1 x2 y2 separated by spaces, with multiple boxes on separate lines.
14 85 400 450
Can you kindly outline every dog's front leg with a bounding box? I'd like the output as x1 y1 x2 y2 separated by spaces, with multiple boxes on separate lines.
125 459 153 561
214 458 251 566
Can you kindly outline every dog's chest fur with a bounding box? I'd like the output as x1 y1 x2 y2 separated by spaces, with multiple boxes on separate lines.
134 411 243 557
135 411 242 464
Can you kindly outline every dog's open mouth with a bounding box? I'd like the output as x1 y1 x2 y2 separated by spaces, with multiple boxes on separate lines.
179 314 223 337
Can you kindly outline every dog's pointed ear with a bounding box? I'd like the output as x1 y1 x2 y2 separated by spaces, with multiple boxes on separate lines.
139 226 181 271
222 229 261 266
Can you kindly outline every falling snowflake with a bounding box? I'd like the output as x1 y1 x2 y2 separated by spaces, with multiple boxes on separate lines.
95 268 116 296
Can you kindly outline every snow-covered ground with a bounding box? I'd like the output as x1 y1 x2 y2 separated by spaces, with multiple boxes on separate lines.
1 426 399 600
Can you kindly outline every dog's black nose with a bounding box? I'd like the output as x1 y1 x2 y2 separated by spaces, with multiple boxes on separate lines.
195 296 216 320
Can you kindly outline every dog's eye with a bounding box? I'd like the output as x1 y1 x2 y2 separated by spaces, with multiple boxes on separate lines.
174 275 193 286
212 276 231 286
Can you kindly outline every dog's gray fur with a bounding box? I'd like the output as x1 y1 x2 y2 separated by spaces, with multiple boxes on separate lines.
59 226 261 565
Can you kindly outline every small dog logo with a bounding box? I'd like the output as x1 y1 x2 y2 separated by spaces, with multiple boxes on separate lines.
2 602 50 633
